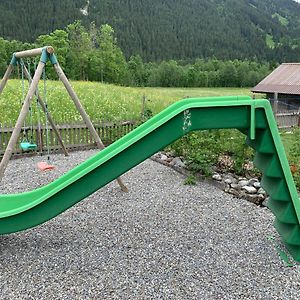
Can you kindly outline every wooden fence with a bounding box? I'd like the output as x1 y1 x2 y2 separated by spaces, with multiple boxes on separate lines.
0 121 136 157
1 108 298 159
269 99 300 129
275 111 300 129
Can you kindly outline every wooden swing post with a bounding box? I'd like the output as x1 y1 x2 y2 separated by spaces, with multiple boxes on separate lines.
0 46 128 191
0 65 13 95
0 61 45 180
0 46 57 180
53 62 128 192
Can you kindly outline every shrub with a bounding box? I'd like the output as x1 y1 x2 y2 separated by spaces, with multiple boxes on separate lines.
168 129 256 177
286 129 300 189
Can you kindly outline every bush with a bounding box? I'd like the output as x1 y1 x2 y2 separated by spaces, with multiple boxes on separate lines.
286 129 300 189
168 129 255 177
169 128 300 191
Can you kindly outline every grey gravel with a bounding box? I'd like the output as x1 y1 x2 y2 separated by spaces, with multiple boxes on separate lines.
0 150 300 300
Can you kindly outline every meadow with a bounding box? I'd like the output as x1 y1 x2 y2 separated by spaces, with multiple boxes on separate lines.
0 79 252 124
0 79 299 187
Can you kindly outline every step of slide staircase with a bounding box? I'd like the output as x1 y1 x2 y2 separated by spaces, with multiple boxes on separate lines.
245 127 300 261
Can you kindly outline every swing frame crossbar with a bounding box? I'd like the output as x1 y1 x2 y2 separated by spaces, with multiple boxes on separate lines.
11 47 56 64
0 46 128 191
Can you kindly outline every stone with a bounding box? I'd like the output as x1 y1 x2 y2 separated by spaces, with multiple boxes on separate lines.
170 157 185 168
165 151 174 157
262 197 269 207
224 178 233 184
245 194 262 205
248 178 259 186
152 153 160 159
224 174 236 183
230 183 240 189
253 182 261 189
160 154 168 161
232 178 238 184
228 188 240 196
212 174 222 181
258 187 266 195
238 180 249 187
242 186 257 194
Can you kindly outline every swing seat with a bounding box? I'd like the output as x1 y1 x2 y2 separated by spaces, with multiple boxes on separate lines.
20 142 37 151
37 161 55 171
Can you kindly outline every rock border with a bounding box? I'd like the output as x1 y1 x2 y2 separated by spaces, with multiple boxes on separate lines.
151 151 268 207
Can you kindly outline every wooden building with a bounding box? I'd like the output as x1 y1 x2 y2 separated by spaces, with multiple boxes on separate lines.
252 63 300 128
252 63 300 111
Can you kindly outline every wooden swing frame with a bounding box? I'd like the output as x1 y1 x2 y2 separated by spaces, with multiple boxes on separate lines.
0 46 128 191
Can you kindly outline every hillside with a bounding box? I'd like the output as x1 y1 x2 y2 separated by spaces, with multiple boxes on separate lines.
0 0 300 62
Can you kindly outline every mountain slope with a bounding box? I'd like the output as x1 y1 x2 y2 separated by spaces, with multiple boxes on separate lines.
0 0 299 62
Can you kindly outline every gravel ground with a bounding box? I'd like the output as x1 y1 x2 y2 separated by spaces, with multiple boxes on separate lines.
0 150 300 300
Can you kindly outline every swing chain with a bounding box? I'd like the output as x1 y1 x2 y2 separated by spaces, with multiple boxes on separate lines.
26 58 34 144
19 58 27 141
20 59 25 105
17 58 38 151
43 65 51 161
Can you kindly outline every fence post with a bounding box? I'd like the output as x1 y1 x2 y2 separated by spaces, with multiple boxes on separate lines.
274 92 279 114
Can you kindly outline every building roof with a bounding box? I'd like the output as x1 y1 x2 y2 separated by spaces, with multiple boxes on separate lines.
252 63 300 95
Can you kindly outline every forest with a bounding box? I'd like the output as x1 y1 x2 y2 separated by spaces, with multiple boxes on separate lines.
0 0 300 87
0 0 299 62
0 21 272 88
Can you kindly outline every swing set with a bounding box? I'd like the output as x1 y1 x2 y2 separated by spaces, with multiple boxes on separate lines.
0 46 127 191
18 57 54 170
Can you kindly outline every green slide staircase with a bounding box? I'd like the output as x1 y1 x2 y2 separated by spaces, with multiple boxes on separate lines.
1 96 300 261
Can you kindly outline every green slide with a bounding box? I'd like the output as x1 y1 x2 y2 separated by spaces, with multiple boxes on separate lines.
1 96 300 261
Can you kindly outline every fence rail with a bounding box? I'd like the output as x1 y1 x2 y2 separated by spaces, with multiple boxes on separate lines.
1 99 299 159
0 121 136 157
274 111 300 129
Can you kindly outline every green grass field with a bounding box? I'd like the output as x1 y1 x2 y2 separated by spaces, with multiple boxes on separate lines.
0 80 253 124
0 79 299 187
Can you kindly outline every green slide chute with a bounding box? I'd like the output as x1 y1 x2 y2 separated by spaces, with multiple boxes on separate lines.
1 96 300 261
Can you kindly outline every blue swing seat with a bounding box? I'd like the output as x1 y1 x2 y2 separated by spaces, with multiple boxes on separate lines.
20 142 37 151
